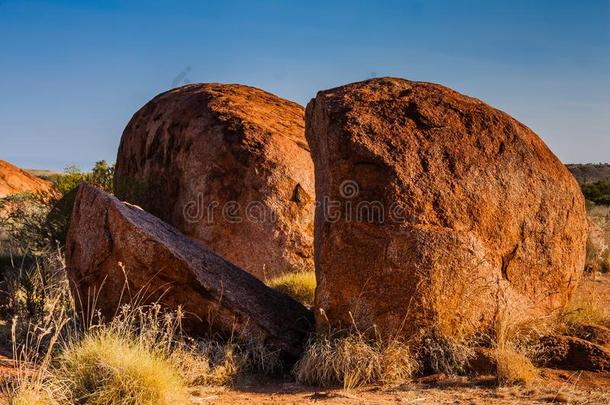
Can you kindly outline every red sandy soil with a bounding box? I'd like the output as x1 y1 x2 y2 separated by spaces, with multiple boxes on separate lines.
1 360 608 404
188 371 610 404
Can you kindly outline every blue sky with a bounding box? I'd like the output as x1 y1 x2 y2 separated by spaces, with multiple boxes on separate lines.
1 0 609 170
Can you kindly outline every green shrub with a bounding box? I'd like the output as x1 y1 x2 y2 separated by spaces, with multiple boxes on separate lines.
582 179 610 205
0 161 114 251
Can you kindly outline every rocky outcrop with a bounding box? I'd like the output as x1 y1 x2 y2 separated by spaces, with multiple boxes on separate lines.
305 77 588 338
567 324 610 348
114 83 314 279
66 183 314 361
0 160 51 198
538 335 610 371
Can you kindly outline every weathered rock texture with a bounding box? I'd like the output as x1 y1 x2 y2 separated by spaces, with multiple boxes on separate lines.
305 77 587 338
0 160 51 198
567 324 610 348
114 84 314 279
538 335 610 371
66 183 313 360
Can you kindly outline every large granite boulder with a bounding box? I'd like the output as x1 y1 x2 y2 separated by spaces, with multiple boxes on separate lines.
305 78 587 339
114 83 314 279
66 183 313 361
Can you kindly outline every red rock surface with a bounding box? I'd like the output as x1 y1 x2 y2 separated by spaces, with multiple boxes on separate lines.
66 183 313 360
305 77 588 338
539 335 610 371
114 83 314 279
0 160 51 198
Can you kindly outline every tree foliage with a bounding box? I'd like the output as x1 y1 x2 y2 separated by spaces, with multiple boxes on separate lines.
582 179 610 206
0 161 115 251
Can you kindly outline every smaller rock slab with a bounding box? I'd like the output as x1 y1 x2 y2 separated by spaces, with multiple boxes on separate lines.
66 183 313 361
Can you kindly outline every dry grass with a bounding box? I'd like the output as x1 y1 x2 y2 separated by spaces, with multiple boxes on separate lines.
56 330 188 405
2 299 270 403
485 307 546 386
7 380 65 405
267 271 316 306
2 305 257 403
3 307 71 404
171 341 244 387
3 356 70 405
494 349 538 386
562 275 610 329
294 331 418 389
413 328 475 375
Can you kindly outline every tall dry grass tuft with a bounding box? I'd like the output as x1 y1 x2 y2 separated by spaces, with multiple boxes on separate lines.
3 300 71 405
487 306 544 386
294 330 418 389
0 247 74 348
5 373 69 405
55 330 188 405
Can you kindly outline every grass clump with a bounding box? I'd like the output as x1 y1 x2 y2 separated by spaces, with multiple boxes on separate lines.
56 330 188 405
5 371 68 405
267 271 316 305
171 341 243 387
493 349 538 386
3 302 260 403
9 384 62 405
487 307 543 386
294 332 418 389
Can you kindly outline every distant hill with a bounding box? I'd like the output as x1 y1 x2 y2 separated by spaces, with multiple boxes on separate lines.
566 164 610 185
565 164 610 205
24 168 63 182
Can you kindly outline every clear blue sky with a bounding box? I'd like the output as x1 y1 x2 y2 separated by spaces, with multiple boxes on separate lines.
1 0 609 170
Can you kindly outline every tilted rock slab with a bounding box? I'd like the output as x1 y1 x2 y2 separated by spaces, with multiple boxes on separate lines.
305 77 587 338
66 183 314 360
114 83 314 279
